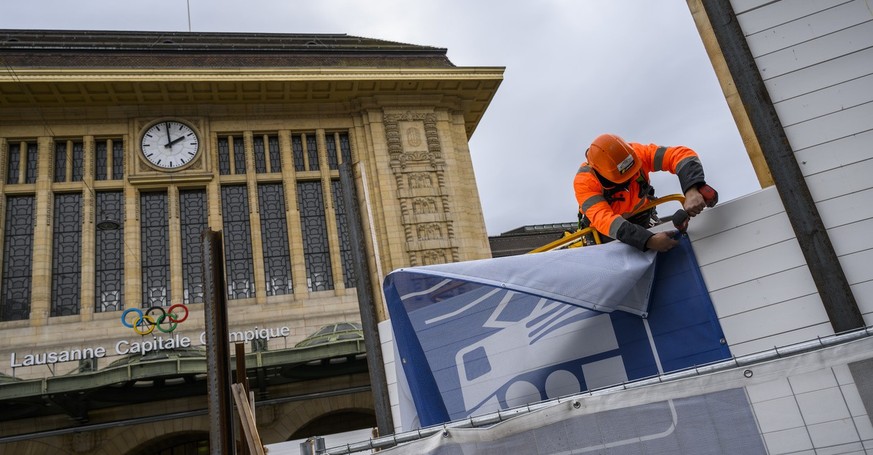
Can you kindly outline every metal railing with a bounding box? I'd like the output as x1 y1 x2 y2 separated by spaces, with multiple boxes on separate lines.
322 325 873 454
528 194 685 253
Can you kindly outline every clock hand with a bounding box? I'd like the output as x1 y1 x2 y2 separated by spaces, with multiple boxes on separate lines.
166 135 186 147
164 122 172 146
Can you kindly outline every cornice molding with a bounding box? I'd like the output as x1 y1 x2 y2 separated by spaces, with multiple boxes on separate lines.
0 67 505 83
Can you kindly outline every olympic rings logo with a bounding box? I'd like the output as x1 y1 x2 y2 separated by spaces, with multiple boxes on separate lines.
121 304 189 335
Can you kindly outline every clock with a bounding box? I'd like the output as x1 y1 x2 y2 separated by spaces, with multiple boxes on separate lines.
140 120 200 170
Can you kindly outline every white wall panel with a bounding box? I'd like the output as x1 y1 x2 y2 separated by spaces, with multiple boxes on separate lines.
745 1 867 57
784 102 873 151
719 294 830 348
694 0 873 360
837 248 873 285
755 21 873 80
764 47 873 103
805 157 873 202
735 0 849 34
732 0 785 16
795 130 873 177
728 323 834 357
709 265 817 318
688 186 785 242
700 239 807 293
775 74 873 127
691 212 796 266
816 187 873 229
828 218 873 256
686 187 841 353
853 280 873 321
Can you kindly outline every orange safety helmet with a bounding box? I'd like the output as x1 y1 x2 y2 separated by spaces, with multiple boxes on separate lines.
586 134 641 184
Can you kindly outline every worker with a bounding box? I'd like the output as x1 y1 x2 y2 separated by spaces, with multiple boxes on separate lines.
573 133 709 253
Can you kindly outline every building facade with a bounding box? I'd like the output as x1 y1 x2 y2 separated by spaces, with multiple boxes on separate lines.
0 29 502 454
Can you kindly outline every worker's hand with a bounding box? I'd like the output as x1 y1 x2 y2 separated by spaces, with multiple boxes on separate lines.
683 187 706 217
645 231 679 252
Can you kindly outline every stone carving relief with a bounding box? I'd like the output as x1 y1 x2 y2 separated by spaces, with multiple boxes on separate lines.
417 223 443 241
412 197 437 215
408 172 433 189
384 111 443 170
405 125 423 148
384 110 458 266
420 249 446 266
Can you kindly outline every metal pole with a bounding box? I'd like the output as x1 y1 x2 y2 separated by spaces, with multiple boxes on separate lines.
203 229 235 453
339 162 394 435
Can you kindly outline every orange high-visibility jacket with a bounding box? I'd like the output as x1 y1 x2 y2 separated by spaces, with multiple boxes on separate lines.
573 142 705 251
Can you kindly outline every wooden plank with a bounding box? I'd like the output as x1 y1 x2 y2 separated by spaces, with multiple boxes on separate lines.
687 186 784 241
775 74 873 127
745 0 867 56
805 155 873 202
700 239 807 292
784 102 873 151
231 383 266 455
755 21 873 80
709 265 818 318
735 0 849 34
795 130 873 177
728 322 834 357
719 294 830 346
691 212 796 267
687 0 773 187
765 47 873 103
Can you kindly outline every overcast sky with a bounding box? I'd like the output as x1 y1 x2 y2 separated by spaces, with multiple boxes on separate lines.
0 0 762 235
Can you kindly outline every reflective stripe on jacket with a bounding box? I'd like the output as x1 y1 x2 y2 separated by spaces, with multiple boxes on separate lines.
573 142 704 251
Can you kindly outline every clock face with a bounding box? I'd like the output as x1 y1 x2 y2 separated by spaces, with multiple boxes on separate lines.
140 121 200 170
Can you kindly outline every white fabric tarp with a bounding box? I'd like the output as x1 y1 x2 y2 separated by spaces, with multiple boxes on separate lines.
353 331 873 455
388 241 657 317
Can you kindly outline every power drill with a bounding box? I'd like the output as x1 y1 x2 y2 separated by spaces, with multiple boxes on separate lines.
672 184 719 233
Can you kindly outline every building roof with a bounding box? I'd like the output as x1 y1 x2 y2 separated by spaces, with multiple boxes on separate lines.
0 29 502 137
488 222 577 257
0 29 455 69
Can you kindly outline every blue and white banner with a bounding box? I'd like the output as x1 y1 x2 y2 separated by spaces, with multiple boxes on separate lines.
384 237 731 427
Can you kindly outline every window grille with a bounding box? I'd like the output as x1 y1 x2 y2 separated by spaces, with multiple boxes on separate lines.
0 196 34 321
95 191 124 312
297 181 334 291
51 193 82 316
140 192 170 307
180 189 206 305
221 186 255 299
258 184 292 296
